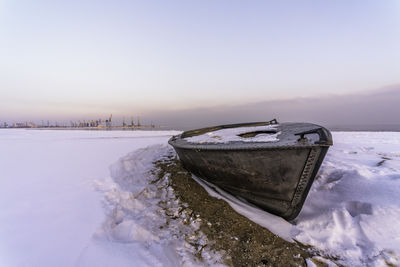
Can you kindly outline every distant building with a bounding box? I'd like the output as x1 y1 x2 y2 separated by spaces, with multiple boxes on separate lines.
13 122 36 128
14 122 25 128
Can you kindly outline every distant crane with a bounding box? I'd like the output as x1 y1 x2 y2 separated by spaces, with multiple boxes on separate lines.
130 117 135 128
106 114 112 128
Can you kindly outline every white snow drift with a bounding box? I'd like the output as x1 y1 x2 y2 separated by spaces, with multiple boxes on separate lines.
78 144 225 267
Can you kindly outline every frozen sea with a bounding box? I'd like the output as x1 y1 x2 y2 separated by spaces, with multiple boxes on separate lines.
0 129 399 266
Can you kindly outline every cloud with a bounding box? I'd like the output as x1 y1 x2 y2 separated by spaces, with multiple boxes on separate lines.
145 85 400 130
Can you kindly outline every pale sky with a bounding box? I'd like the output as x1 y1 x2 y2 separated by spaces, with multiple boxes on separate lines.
0 0 399 123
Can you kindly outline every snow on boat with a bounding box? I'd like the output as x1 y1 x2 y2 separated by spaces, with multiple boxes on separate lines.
168 119 333 220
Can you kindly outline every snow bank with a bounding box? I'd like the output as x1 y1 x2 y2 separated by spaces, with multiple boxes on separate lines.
184 125 280 143
78 144 225 267
293 132 400 266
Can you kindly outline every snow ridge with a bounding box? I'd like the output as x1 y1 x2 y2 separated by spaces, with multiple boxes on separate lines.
77 144 225 267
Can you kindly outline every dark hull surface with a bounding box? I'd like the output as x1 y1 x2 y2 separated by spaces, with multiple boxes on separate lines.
169 121 332 220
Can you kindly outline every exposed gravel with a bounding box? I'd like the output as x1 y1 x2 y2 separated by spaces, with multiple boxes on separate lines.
154 154 314 267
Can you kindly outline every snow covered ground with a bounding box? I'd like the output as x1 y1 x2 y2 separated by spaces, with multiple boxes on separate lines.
0 129 181 267
295 132 400 266
1 129 399 266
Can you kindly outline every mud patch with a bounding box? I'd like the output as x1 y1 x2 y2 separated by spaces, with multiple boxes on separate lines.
154 154 314 266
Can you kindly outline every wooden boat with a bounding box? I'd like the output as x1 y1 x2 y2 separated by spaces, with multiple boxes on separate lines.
168 119 333 220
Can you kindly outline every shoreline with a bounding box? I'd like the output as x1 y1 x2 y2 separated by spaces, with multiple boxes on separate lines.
1 127 400 133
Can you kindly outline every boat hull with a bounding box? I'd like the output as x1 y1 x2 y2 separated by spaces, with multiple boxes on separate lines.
169 121 332 220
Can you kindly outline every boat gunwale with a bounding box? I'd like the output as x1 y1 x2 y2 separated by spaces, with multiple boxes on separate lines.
169 121 332 150
180 120 278 139
168 136 330 151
